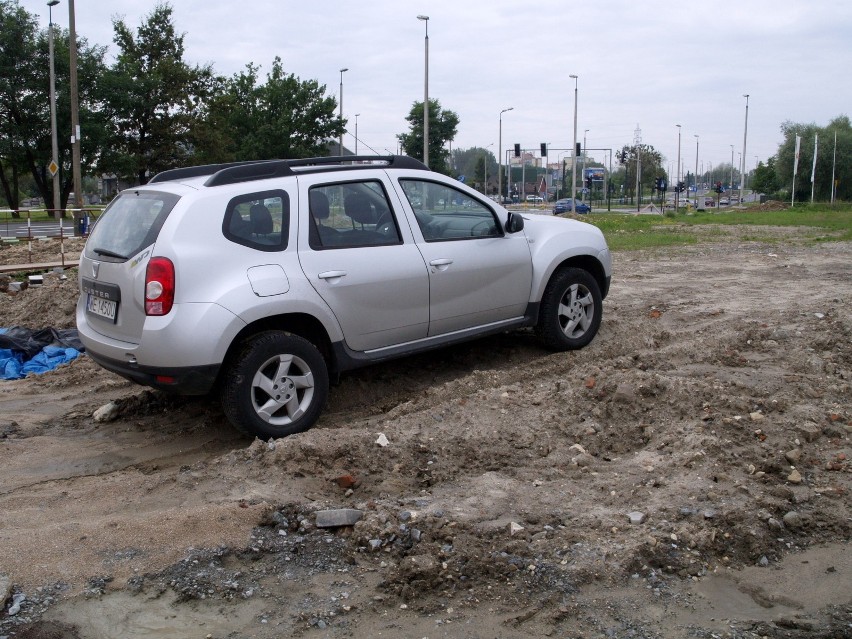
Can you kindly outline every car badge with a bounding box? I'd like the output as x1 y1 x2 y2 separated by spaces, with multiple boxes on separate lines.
92 261 100 279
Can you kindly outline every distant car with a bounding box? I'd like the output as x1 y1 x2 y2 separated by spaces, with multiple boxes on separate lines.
554 199 591 214
526 195 544 204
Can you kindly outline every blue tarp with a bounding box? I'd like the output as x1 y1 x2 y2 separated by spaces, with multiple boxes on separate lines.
0 327 84 380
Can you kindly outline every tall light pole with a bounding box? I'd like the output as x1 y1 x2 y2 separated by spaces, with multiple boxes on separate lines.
68 0 81 220
675 124 681 210
483 142 493 196
338 68 348 155
497 107 513 202
417 15 429 167
47 0 60 220
730 144 735 191
582 128 589 200
694 134 699 201
570 74 578 213
740 94 749 198
354 113 360 155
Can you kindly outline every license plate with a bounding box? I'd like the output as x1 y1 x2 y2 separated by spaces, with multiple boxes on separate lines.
86 294 118 322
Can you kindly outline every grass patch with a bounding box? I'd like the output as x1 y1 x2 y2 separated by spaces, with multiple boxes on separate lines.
581 203 852 250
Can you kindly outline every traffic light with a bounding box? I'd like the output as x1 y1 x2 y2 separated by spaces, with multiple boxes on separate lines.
540 143 547 157
576 142 582 156
514 143 521 157
715 181 723 193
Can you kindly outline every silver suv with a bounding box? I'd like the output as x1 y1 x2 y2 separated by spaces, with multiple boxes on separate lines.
77 156 611 439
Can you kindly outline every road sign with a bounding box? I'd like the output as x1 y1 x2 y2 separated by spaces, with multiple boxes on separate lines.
48 161 58 177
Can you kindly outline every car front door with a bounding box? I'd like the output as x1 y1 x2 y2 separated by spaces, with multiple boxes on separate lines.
395 178 533 336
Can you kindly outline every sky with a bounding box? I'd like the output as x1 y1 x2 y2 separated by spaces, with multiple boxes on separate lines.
21 0 852 178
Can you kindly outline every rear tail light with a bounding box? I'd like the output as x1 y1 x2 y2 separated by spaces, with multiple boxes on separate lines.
145 257 175 316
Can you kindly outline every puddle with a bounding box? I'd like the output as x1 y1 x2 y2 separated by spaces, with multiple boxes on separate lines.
46 590 267 639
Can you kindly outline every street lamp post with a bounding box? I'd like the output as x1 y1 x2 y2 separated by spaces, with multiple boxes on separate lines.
338 68 348 155
730 144 735 192
675 125 681 210
68 0 81 219
483 142 493 195
417 15 429 167
570 74 578 213
47 0 60 220
741 94 749 198
497 107 513 202
694 134 699 202
354 113 360 155
582 129 589 201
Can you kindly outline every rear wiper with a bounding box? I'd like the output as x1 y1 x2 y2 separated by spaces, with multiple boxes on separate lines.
92 247 129 260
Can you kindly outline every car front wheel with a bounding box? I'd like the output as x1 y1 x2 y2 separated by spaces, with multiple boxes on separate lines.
535 267 602 351
221 331 329 439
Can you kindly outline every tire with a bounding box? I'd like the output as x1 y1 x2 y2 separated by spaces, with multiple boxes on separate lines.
535 267 602 351
221 332 329 439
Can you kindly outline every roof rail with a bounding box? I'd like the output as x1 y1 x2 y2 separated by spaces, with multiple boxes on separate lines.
148 160 277 184
150 155 430 188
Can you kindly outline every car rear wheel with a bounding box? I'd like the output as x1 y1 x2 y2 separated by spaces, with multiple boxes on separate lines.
535 267 602 351
221 331 329 439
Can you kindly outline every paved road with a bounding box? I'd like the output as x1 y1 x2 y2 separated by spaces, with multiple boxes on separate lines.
0 219 83 238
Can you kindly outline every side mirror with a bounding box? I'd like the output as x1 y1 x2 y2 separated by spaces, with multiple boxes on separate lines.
505 212 524 234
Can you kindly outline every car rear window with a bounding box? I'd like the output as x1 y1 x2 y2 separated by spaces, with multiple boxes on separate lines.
85 190 179 260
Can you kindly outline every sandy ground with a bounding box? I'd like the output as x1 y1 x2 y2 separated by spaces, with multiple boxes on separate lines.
0 226 850 638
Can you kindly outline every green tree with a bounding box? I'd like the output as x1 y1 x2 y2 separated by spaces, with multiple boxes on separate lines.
193 58 344 163
775 116 852 201
750 157 780 195
100 3 216 184
398 99 459 176
0 0 107 212
450 146 497 192
614 144 664 201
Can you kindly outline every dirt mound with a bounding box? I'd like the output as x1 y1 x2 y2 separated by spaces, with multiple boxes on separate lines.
1 239 850 638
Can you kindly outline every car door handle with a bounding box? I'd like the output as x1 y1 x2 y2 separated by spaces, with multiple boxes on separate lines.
318 270 347 280
429 258 453 267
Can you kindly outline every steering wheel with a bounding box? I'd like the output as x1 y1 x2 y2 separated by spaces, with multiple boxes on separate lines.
470 220 492 236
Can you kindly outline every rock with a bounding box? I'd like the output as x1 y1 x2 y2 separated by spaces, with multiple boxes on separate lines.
7 592 25 615
93 401 120 423
627 511 647 525
796 422 821 443
613 383 637 403
767 517 784 530
0 572 11 606
784 449 802 464
749 411 765 422
787 469 803 484
315 508 363 528
572 453 595 467
368 539 382 551
783 511 804 528
333 474 358 489
375 433 389 447
509 521 524 536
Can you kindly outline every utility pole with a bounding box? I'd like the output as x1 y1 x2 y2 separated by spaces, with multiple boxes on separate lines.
634 124 642 211
69 0 83 233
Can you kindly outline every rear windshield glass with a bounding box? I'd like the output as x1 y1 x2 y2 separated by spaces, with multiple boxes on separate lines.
85 190 179 260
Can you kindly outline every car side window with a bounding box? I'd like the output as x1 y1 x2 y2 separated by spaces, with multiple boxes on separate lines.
223 189 289 251
399 179 502 241
308 180 401 250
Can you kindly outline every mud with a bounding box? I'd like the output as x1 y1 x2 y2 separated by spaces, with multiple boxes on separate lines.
1 226 850 638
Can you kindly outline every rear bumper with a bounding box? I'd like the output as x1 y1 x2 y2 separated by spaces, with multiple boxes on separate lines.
86 349 219 395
